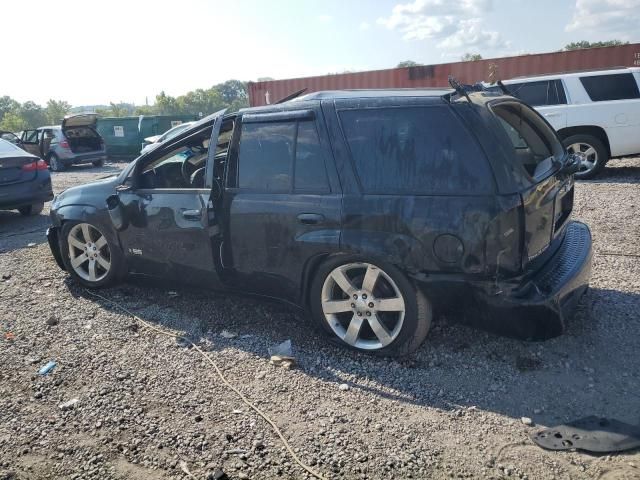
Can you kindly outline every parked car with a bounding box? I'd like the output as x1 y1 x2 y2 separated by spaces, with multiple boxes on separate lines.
0 131 22 145
46 89 592 356
20 114 107 172
140 121 195 155
493 67 640 179
0 138 53 216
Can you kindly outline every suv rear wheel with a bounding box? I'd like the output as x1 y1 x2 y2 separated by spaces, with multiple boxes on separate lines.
563 134 607 180
59 221 125 288
310 256 431 356
48 153 65 172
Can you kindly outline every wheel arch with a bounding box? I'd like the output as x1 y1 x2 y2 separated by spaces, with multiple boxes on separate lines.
300 253 332 309
54 205 124 255
556 125 611 158
299 251 418 309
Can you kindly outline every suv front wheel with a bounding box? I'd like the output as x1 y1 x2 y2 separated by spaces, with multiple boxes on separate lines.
310 256 431 356
563 134 607 180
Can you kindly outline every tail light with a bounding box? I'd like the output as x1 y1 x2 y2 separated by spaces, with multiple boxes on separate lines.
59 139 70 149
22 160 49 172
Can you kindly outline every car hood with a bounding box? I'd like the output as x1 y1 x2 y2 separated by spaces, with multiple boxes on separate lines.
54 175 119 207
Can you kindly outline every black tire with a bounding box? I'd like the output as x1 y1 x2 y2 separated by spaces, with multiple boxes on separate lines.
310 255 431 357
92 159 105 167
18 202 44 216
48 153 65 172
562 134 608 180
59 220 126 288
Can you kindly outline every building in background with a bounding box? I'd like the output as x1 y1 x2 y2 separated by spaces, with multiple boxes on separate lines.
248 43 640 107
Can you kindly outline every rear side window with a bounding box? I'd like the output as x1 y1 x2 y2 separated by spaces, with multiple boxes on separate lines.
507 80 566 106
338 106 492 195
492 102 563 178
237 120 329 192
580 73 640 101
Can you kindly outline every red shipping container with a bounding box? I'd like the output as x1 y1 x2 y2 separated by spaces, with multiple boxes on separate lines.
249 43 640 106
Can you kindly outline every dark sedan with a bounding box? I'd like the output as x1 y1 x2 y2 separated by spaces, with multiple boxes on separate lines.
0 138 53 215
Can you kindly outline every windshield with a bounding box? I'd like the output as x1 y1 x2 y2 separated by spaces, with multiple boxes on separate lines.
159 122 192 142
492 101 564 179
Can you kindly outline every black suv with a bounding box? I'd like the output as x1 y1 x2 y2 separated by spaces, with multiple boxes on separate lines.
46 89 592 356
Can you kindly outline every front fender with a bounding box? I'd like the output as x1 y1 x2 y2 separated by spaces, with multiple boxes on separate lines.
53 204 99 226
50 203 123 255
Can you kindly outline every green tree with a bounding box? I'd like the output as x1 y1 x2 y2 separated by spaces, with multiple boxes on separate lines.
134 105 156 116
45 99 71 124
18 101 47 128
396 60 421 67
461 53 483 61
0 111 27 132
215 80 248 105
563 40 628 51
155 91 181 115
0 96 20 124
178 88 224 116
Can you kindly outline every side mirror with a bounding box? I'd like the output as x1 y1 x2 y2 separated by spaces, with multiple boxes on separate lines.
106 194 128 231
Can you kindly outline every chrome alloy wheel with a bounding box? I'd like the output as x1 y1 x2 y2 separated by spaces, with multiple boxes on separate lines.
67 223 111 282
567 142 598 174
321 262 405 350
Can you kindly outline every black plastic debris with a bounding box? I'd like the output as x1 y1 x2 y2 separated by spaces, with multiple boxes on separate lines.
531 416 640 453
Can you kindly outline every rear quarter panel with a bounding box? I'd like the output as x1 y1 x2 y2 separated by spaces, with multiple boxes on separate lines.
340 193 498 275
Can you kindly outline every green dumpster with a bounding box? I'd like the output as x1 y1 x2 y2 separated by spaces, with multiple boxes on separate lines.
96 115 197 160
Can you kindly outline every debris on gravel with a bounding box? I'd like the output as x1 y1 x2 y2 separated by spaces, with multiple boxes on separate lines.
1 159 640 479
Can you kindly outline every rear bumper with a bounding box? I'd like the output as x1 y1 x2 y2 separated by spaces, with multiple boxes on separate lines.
474 221 593 340
57 151 107 165
0 175 54 210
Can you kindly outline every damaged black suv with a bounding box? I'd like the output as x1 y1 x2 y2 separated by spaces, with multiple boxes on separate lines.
47 88 592 356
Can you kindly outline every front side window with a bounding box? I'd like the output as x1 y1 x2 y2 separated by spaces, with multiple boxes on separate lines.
492 101 563 178
338 106 493 195
580 73 640 101
137 127 212 189
237 119 329 193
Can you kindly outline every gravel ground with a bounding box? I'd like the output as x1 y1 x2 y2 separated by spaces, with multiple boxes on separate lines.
1 158 639 480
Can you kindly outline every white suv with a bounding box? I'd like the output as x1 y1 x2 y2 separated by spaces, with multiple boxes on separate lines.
498 67 640 179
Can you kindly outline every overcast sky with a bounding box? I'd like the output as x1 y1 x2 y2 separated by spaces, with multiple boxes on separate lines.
1 0 638 106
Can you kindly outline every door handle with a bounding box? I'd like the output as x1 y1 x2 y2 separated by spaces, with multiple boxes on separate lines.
297 213 325 225
181 209 202 220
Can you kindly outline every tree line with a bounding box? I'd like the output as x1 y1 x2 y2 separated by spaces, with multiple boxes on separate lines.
0 80 249 132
